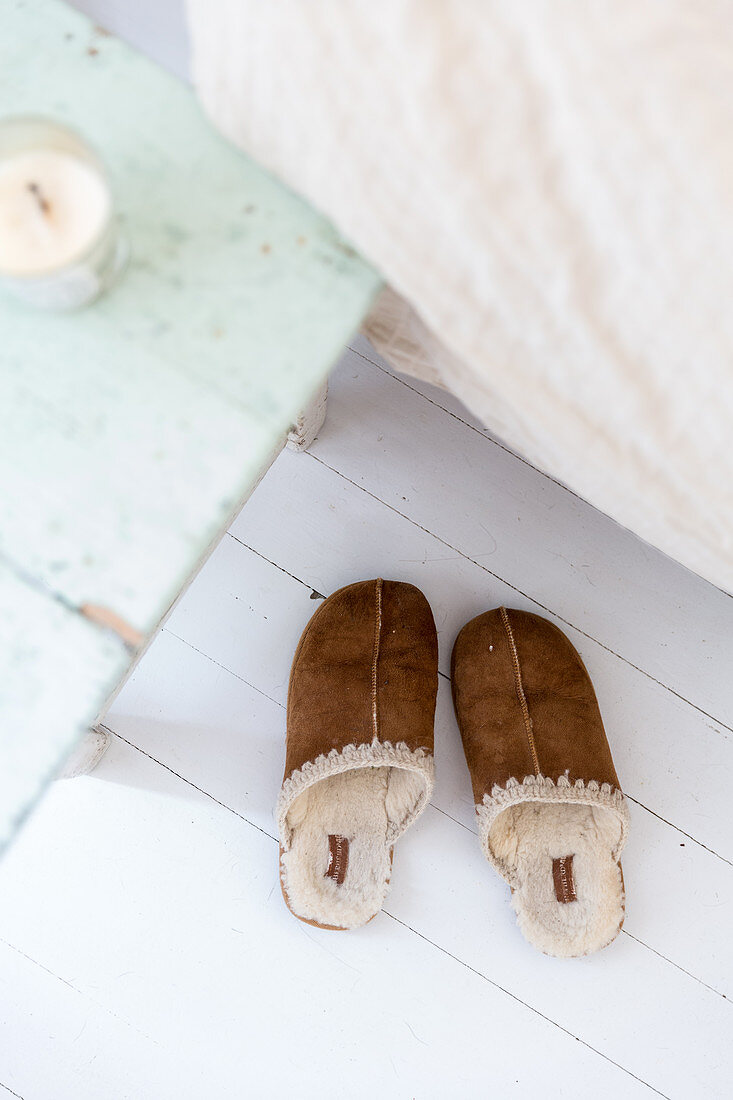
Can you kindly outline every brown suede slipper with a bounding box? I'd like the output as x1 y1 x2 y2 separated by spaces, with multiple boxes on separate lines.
451 606 630 958
277 579 438 930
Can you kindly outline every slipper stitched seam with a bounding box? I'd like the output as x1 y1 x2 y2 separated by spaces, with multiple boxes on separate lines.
371 578 383 744
499 606 541 776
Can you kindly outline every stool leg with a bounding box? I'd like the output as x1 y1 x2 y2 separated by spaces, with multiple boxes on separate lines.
57 726 110 779
287 381 328 451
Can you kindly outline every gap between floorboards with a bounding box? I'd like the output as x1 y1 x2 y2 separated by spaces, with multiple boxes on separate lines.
100 723 732 1005
297 452 733 737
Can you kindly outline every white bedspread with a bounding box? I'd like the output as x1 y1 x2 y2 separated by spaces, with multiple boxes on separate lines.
187 0 732 592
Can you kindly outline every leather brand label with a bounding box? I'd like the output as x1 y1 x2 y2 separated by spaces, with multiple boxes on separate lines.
552 855 577 904
325 834 349 885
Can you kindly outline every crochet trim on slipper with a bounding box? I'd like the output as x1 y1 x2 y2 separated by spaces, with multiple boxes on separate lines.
476 773 630 885
277 740 434 849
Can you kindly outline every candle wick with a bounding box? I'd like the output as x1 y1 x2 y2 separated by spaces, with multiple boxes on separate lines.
27 181 52 216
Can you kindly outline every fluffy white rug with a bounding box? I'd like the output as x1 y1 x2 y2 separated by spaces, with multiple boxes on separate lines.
188 0 733 592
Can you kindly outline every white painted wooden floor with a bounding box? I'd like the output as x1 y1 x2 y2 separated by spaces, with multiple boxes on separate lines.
0 337 731 1099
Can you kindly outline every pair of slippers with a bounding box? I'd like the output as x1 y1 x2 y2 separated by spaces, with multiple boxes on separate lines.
277 579 629 957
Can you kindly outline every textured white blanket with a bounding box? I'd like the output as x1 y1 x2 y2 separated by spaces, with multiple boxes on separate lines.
187 1 732 592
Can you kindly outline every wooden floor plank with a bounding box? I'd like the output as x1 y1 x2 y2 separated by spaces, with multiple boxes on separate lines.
0 940 207 1100
0 738 655 1100
109 626 733 1001
101 641 732 1096
319 347 733 727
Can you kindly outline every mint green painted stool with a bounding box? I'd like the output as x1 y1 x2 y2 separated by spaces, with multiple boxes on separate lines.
0 0 381 852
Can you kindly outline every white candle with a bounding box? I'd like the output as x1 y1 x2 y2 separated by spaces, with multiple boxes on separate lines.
0 117 125 310
0 149 111 275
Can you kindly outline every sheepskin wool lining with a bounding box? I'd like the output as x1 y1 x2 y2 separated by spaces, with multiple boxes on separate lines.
277 741 434 929
277 740 434 848
477 775 630 957
477 773 629 878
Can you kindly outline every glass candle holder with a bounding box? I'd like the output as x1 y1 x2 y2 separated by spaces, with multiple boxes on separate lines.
0 116 127 310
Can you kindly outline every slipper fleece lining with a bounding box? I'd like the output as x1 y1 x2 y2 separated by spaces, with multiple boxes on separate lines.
281 765 424 929
489 802 625 957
